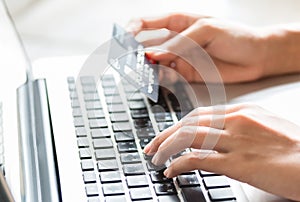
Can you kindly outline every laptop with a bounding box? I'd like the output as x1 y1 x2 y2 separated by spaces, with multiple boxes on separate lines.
0 1 295 201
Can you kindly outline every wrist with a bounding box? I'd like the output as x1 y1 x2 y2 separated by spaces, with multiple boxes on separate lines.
261 26 300 77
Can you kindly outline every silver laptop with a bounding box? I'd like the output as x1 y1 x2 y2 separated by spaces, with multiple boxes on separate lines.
0 1 293 201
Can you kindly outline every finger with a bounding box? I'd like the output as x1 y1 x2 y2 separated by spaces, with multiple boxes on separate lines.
151 126 229 165
164 151 227 178
185 104 244 118
144 114 227 155
126 13 201 34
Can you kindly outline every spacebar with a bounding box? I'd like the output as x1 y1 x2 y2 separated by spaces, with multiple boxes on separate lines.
181 187 206 202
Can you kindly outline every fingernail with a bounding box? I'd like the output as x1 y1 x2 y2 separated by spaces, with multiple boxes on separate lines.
164 169 170 178
143 144 151 154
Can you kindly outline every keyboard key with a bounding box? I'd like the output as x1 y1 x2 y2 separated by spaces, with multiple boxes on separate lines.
158 195 180 202
69 91 78 99
81 76 95 85
139 138 152 149
181 186 206 202
83 171 97 183
84 93 100 101
120 153 141 164
77 137 90 148
208 187 236 201
136 128 155 138
104 87 119 96
68 83 76 91
97 159 118 171
79 149 92 159
127 175 148 187
154 112 173 122
177 174 200 187
100 171 122 183
117 142 137 152
146 160 166 172
123 164 144 175
72 108 82 117
75 127 87 137
83 85 98 94
127 92 143 101
105 195 127 202
128 101 146 110
130 187 152 200
112 122 132 132
74 117 85 127
131 109 149 119
93 138 113 149
71 99 80 108
154 183 177 195
101 79 116 87
199 170 219 177
157 122 174 132
87 110 105 119
67 77 75 83
86 101 102 110
108 104 126 113
150 171 172 183
102 183 124 196
95 148 116 160
110 112 129 122
203 176 230 189
115 132 134 142
106 95 123 104
89 119 107 128
81 160 94 171
91 128 111 138
134 119 152 128
85 184 99 196
88 197 100 202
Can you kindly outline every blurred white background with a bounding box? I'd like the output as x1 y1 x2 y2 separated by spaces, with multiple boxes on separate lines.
5 0 300 61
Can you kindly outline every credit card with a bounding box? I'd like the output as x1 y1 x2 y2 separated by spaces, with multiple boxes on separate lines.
107 23 159 102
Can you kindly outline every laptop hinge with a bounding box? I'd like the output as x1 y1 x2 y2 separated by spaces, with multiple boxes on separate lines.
17 79 61 202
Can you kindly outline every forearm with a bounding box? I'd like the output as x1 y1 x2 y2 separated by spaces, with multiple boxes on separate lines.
262 24 300 77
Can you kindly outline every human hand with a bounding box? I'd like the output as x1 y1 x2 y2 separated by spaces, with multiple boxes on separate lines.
144 103 300 201
127 13 300 83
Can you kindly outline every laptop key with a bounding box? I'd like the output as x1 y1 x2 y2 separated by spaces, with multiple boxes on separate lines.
181 186 206 202
115 132 134 142
91 128 111 138
112 122 132 132
130 187 152 200
95 148 116 160
128 100 146 110
75 127 87 137
88 197 100 202
117 142 137 152
77 137 90 148
203 176 230 189
93 138 113 149
120 152 141 164
97 159 119 171
131 109 149 119
81 160 94 171
126 175 148 187
87 110 105 119
108 104 126 113
79 149 92 159
72 108 82 117
102 183 124 196
123 164 144 175
157 122 174 132
83 171 97 183
177 174 200 187
74 117 85 127
100 171 122 183
158 195 180 202
208 187 236 201
89 119 107 128
136 128 155 138
139 138 152 149
150 170 172 183
105 195 127 202
105 95 123 104
85 184 99 196
154 183 177 195
110 112 129 122
86 101 102 110
84 93 100 101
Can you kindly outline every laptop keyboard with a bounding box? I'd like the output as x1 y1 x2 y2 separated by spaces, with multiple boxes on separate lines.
67 75 236 202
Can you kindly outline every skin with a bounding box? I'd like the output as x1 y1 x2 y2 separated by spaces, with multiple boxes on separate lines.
127 13 300 83
126 13 300 200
